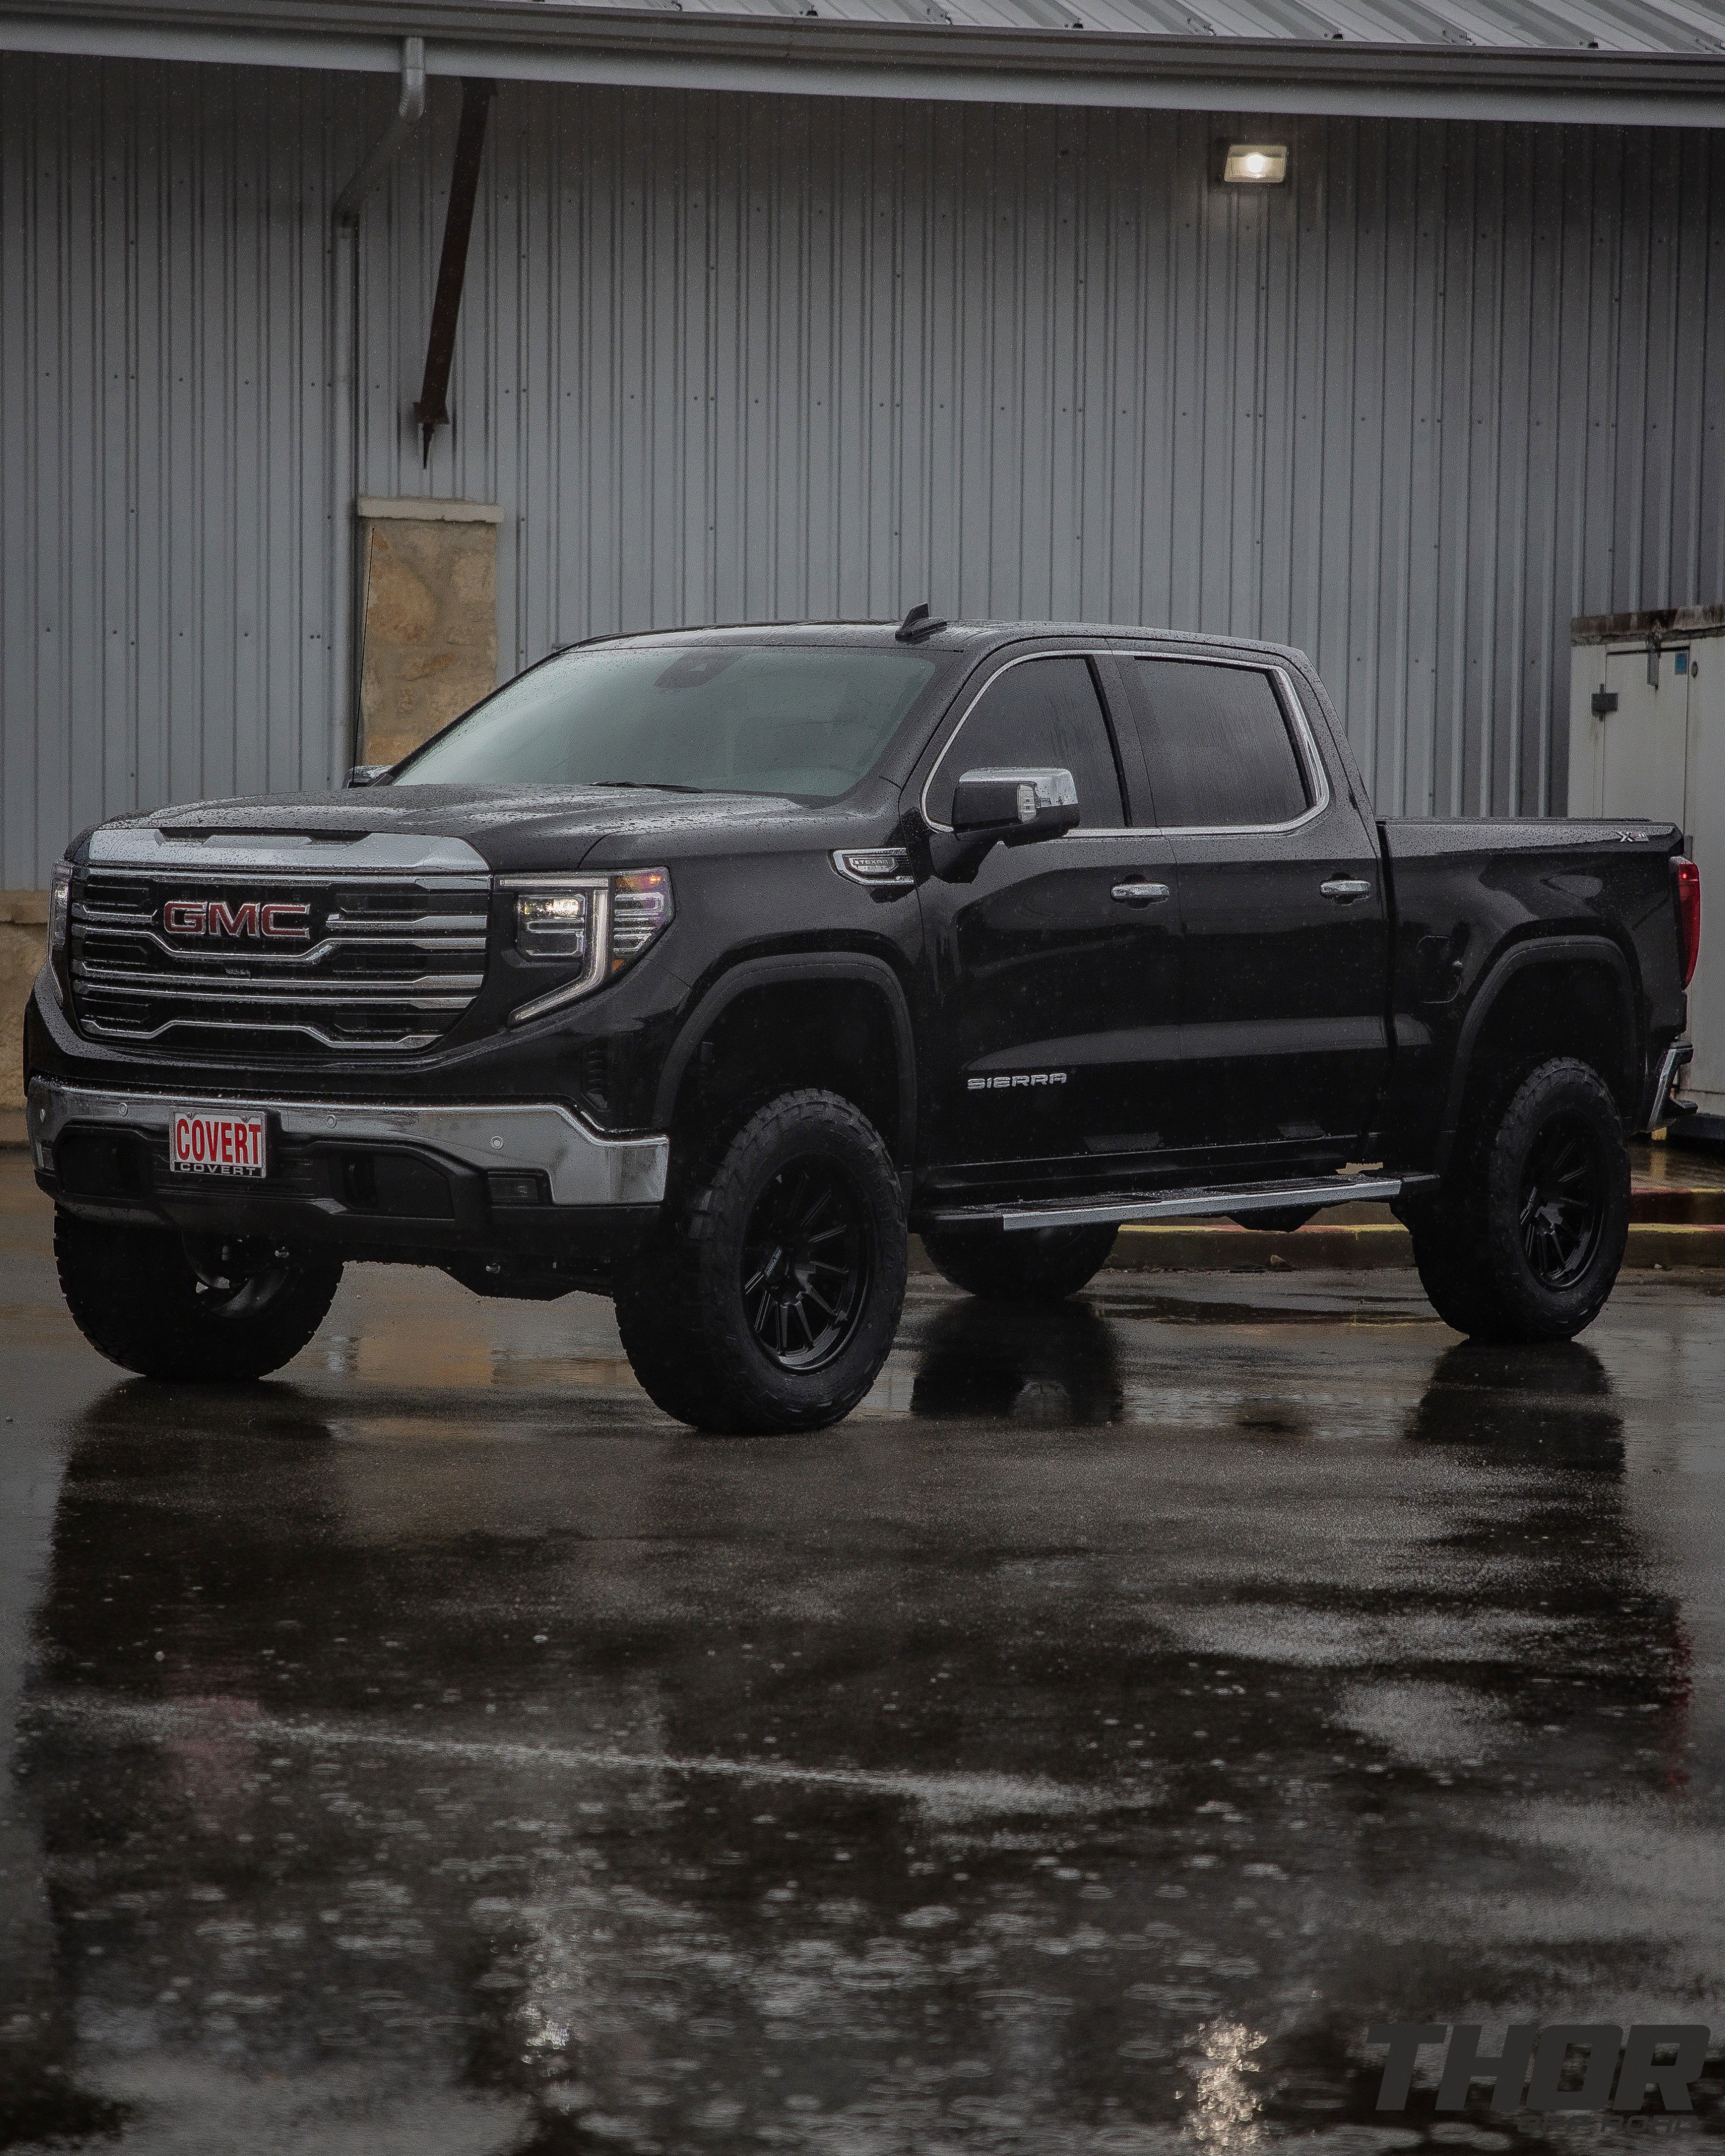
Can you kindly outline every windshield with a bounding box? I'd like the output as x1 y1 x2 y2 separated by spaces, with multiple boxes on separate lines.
392 644 940 798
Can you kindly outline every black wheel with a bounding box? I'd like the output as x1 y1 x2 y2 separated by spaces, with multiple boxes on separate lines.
614 1089 907 1434
1407 1057 1629 1344
919 1220 1119 1303
54 1210 343 1381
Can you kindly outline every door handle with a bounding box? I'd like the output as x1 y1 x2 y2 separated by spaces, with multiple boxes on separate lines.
1320 877 1372 903
1112 882 1171 904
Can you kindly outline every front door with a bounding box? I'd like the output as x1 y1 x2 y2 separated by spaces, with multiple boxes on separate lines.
916 651 1182 1179
1109 651 1390 1166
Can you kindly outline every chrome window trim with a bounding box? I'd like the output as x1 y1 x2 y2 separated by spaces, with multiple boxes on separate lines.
1115 653 1331 837
920 649 1131 837
918 646 1331 841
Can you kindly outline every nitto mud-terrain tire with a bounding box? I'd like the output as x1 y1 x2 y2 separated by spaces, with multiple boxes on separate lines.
919 1221 1119 1303
613 1089 907 1435
1407 1056 1629 1344
54 1210 343 1381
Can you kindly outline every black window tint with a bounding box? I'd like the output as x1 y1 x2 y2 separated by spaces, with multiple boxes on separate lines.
1126 660 1311 828
932 657 1123 826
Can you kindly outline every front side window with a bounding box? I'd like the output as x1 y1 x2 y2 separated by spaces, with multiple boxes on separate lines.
1122 659 1313 829
394 644 940 799
927 656 1124 827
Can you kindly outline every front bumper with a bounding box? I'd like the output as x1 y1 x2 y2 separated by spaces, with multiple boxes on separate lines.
27 1077 668 1270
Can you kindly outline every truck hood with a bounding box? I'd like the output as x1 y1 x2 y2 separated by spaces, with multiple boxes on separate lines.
86 782 895 874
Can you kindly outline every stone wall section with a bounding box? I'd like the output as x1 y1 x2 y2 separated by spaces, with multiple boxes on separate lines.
356 501 501 769
1 894 47 1135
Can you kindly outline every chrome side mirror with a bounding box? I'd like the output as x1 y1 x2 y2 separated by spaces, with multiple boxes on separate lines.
932 766 1080 881
950 766 1080 839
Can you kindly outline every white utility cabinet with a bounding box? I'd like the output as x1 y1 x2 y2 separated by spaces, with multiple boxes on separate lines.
1569 603 1724 1131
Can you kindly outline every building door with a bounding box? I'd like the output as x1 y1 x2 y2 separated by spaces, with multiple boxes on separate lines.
1598 642 1695 834
1575 637 1717 1117
916 653 1182 1178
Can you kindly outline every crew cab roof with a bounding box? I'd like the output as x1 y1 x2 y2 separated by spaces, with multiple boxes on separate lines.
578 619 1313 671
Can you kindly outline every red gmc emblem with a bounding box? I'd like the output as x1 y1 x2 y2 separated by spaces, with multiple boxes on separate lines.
162 898 312 941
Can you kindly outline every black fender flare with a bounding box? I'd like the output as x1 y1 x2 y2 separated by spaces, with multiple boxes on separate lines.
1434 932 1640 1173
651 952 917 1166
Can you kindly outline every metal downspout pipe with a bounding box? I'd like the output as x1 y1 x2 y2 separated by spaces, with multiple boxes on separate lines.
329 35 426 785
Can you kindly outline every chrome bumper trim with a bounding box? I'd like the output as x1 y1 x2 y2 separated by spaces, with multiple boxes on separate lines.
26 1080 668 1210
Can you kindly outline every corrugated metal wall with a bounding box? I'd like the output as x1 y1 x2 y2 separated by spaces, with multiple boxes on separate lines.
5 53 1724 887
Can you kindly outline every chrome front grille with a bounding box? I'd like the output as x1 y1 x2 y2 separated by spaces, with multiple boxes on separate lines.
70 866 491 1056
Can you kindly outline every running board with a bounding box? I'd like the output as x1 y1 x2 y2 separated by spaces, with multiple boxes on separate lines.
930 1171 1438 1235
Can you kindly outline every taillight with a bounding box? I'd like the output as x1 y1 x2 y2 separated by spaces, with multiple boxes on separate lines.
1674 856 1701 989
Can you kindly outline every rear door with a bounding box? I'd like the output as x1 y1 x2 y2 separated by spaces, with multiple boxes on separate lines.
915 649 1181 1176
1110 652 1389 1166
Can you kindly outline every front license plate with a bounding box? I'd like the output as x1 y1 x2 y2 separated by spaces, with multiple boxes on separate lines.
170 1108 268 1179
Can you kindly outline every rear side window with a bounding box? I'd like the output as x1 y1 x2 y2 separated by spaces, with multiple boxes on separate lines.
929 656 1124 827
1123 659 1312 829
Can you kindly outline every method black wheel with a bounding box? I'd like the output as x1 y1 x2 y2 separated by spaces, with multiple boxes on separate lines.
54 1211 343 1381
614 1089 907 1435
1407 1056 1629 1344
919 1221 1119 1303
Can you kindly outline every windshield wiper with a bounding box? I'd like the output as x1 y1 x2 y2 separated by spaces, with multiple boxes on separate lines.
590 779 708 794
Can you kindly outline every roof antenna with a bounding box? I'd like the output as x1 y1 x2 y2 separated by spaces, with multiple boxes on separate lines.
895 601 947 643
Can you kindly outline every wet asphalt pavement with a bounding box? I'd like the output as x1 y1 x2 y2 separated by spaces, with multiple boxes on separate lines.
5 1154 1725 2154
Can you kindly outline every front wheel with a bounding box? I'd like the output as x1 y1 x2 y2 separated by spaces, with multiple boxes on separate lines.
55 1211 343 1380
615 1089 907 1434
1407 1056 1629 1343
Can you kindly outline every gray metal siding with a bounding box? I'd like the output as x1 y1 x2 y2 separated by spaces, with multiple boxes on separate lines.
4 53 1724 887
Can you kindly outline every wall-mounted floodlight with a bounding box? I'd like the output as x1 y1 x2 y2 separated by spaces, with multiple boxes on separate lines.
1222 143 1288 185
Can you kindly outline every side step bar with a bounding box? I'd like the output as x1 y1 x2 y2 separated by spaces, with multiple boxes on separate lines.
930 1171 1440 1235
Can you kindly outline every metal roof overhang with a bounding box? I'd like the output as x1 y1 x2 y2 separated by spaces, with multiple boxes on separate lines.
3 0 1724 124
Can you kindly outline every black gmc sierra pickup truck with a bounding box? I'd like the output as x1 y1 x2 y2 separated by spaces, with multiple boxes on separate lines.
25 617 1701 1431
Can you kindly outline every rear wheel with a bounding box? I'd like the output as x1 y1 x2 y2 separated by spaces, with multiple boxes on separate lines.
55 1211 343 1380
615 1090 907 1434
1407 1056 1629 1343
920 1221 1119 1303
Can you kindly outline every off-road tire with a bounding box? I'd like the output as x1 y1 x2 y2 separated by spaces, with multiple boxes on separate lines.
919 1221 1119 1303
55 1210 343 1381
1407 1056 1629 1344
614 1089 907 1434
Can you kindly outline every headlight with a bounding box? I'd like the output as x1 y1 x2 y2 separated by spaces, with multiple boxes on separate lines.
504 869 674 1026
44 862 72 1002
516 889 592 960
609 868 672 958
47 863 71 961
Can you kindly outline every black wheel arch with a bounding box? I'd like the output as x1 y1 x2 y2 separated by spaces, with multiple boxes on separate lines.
1433 934 1642 1177
652 951 918 1170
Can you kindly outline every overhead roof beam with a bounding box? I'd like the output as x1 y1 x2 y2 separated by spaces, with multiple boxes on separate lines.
5 0 1725 126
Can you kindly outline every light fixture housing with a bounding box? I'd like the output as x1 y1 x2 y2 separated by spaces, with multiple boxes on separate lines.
1222 142 1288 186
